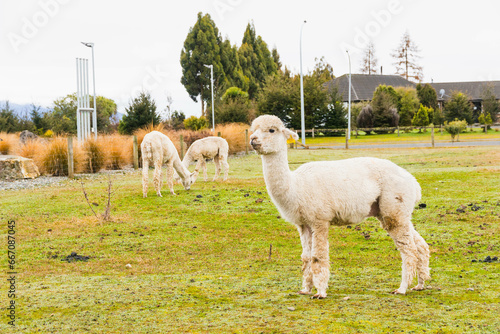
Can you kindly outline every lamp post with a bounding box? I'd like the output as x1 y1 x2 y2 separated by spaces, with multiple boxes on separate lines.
204 64 215 132
81 42 97 138
346 50 352 149
299 20 307 146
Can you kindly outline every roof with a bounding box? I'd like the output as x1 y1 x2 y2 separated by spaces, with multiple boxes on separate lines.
430 81 500 101
326 74 415 102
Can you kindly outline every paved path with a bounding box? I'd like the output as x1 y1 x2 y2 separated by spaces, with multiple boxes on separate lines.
307 140 500 150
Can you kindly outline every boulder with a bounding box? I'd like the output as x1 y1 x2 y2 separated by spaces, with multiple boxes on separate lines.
0 155 40 180
19 130 38 145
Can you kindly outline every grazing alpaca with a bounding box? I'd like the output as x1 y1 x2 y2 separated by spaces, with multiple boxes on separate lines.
181 136 229 182
250 115 430 299
141 131 195 197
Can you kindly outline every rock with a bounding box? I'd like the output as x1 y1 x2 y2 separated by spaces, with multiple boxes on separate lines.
125 264 132 268
287 306 295 311
0 155 40 180
19 130 38 145
418 203 427 209
343 296 350 301
466 288 474 291
456 205 467 213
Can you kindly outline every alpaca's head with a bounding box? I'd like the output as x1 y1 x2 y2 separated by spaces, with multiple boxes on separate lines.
180 172 196 190
250 115 298 155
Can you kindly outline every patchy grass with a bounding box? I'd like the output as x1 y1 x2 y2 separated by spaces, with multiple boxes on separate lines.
1 146 499 333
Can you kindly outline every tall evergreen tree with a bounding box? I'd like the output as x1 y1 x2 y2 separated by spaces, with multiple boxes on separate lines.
359 41 378 75
118 92 160 135
416 83 438 110
0 101 19 133
391 31 423 82
180 12 224 116
238 22 278 98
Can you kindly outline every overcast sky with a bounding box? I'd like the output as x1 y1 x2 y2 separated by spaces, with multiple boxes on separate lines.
1 0 499 117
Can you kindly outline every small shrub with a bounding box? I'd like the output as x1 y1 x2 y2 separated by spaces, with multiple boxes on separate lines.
444 119 467 142
215 123 249 154
184 116 209 131
44 129 54 138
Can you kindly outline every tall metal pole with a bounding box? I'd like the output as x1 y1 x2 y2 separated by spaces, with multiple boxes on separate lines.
91 44 97 139
347 50 352 141
210 65 214 132
300 20 307 146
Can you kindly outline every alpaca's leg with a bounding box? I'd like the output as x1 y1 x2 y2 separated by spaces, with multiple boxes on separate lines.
202 159 208 181
142 157 149 198
298 224 313 295
192 159 202 182
384 219 418 295
411 229 431 291
212 155 221 181
153 159 163 197
310 223 330 299
166 162 176 195
221 156 229 181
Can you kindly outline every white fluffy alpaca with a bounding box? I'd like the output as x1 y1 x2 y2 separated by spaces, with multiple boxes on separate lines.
250 115 430 299
181 136 229 182
141 131 195 197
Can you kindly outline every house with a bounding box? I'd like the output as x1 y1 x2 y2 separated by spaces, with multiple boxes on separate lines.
430 81 500 112
326 74 415 103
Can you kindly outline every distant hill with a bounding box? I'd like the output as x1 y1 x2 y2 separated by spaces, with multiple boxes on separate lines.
0 101 50 117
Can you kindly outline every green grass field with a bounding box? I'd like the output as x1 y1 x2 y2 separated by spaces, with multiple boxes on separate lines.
1 146 499 333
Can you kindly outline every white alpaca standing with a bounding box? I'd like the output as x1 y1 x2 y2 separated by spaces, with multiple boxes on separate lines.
250 115 430 299
141 131 195 197
181 136 229 182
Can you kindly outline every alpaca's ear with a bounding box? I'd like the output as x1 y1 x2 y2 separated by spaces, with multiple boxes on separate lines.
283 128 299 141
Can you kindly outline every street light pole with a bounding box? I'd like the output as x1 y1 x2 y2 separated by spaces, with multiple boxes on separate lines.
300 20 307 146
204 64 215 132
346 50 352 149
82 42 97 138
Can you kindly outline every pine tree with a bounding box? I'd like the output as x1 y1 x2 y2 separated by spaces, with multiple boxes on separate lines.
392 31 423 82
443 92 473 124
412 104 431 130
118 92 160 135
359 41 377 75
238 22 278 99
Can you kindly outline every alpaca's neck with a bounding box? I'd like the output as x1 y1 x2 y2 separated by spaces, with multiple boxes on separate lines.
173 156 191 180
261 149 294 202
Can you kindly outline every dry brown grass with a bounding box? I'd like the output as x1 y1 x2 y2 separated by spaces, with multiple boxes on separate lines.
81 138 107 173
0 132 18 155
16 140 43 159
35 137 72 176
102 134 133 170
215 123 250 154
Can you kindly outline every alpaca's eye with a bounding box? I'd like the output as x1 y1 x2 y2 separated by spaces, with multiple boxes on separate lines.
269 129 275 133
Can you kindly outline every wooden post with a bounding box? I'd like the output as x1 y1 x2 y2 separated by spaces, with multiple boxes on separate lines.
67 136 74 179
431 125 435 148
180 135 184 159
440 124 443 134
397 126 400 137
217 131 221 137
133 135 138 170
245 129 249 155
312 128 315 138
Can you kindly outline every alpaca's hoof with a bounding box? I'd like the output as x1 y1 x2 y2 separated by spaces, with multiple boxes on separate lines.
311 293 326 299
298 290 312 295
411 285 425 291
157 193 162 197
391 289 406 295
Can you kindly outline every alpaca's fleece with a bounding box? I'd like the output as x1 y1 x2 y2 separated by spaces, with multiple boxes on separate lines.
250 115 430 298
180 136 229 182
141 131 195 197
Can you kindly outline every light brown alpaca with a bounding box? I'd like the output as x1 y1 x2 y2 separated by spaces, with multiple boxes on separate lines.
141 131 195 197
250 115 430 299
